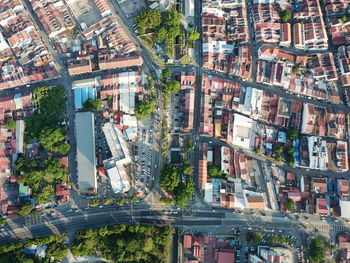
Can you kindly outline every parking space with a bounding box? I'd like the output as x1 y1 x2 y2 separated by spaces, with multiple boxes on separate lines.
116 0 147 18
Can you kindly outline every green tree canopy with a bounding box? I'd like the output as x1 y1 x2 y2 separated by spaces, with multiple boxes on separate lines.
160 164 180 191
285 198 295 211
6 120 16 130
188 29 200 41
135 9 161 32
83 98 102 111
90 199 99 207
44 156 68 183
116 197 124 206
173 178 194 207
163 10 181 37
275 154 282 162
161 68 171 83
135 99 155 119
39 126 70 155
286 155 295 166
18 201 33 216
285 146 295 156
155 26 167 41
163 80 180 94
103 198 111 205
274 145 283 154
130 195 138 203
0 217 6 226
46 242 68 261
182 164 194 175
280 9 291 22
36 185 54 204
287 128 299 140
207 164 222 178
254 232 263 244
308 238 325 263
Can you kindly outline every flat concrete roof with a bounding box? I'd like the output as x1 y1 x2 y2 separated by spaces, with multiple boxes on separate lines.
76 112 97 193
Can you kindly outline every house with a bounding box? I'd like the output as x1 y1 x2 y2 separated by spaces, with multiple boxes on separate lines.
184 235 192 248
338 179 349 197
246 196 265 209
316 198 328 215
312 178 327 193
217 248 235 263
55 184 69 203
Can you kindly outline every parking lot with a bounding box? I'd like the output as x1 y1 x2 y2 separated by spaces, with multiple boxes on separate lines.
116 0 146 18
67 0 102 28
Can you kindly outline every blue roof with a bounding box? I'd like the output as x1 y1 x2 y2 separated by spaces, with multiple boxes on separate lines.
24 246 36 255
14 93 22 106
74 86 96 109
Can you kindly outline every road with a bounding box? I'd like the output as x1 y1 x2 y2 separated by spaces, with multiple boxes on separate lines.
1 202 347 245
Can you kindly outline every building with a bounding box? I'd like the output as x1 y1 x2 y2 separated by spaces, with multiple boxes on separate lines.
76 112 97 193
231 113 256 150
307 137 328 170
102 122 132 193
185 0 194 17
30 0 74 38
72 79 97 109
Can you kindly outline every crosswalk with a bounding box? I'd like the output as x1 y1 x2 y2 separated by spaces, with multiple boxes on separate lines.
307 223 348 232
24 213 42 226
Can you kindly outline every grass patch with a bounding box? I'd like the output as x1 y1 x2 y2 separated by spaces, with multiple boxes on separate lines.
140 35 154 49
165 233 174 263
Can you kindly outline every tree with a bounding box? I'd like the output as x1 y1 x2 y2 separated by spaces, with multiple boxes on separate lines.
36 185 54 204
186 137 193 152
285 198 295 211
116 197 124 206
160 164 180 191
0 217 6 226
287 128 299 140
161 68 171 83
286 156 295 166
135 9 161 31
6 120 16 130
189 21 193 28
163 10 181 37
147 76 154 88
340 15 347 23
292 66 301 74
130 195 138 203
173 178 194 207
182 164 194 175
46 242 68 261
18 201 33 216
254 232 263 244
40 126 69 154
83 98 101 111
280 9 291 22
246 232 254 242
163 80 180 94
90 199 99 207
103 198 111 205
274 145 283 154
155 26 167 42
207 164 222 178
285 146 295 156
308 238 325 263
135 99 155 119
275 154 282 162
44 157 68 183
188 29 200 41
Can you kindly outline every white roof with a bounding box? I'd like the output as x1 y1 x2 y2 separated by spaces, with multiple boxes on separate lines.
340 199 350 218
15 120 24 153
185 0 194 16
232 113 256 150
107 165 130 193
204 183 213 203
103 122 131 163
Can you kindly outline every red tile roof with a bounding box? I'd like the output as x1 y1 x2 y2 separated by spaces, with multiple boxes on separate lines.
184 235 192 248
